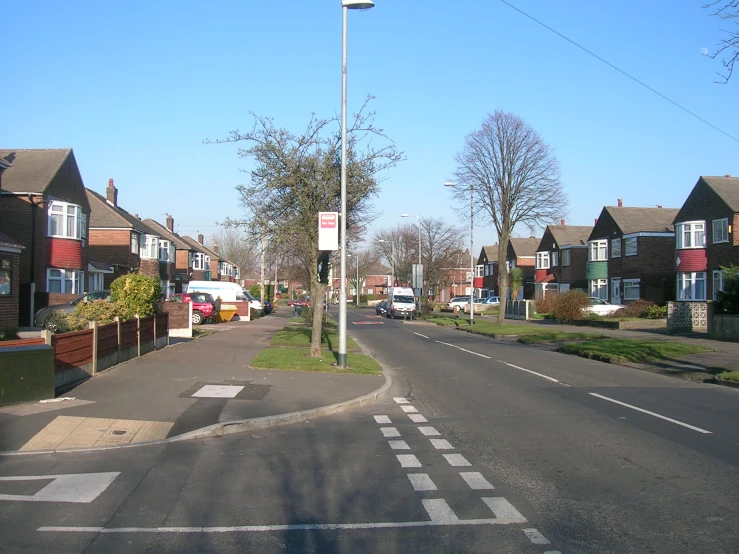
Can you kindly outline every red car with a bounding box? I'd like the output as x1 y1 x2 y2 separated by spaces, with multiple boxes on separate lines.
166 292 220 325
288 299 310 307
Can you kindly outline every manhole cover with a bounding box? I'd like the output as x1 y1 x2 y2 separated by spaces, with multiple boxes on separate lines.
111 430 127 436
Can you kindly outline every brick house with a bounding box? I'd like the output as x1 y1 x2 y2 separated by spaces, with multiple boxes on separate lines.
476 245 499 297
87 179 175 294
534 221 592 298
179 234 238 282
436 249 475 303
673 175 739 303
0 149 92 326
507 237 540 300
143 215 196 294
587 201 679 305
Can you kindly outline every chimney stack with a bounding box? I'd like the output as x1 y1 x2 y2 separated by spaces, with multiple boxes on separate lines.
617 198 623 207
166 214 174 232
213 242 219 254
198 233 204 245
594 218 598 225
657 205 662 209
726 174 732 178
561 219 565 225
106 178 118 207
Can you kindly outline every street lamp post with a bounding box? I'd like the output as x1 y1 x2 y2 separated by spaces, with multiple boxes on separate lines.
444 181 474 324
339 0 374 369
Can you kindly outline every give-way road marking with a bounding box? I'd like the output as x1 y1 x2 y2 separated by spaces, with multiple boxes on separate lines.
0 472 120 503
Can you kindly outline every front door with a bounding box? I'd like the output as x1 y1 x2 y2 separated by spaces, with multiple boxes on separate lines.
611 278 622 304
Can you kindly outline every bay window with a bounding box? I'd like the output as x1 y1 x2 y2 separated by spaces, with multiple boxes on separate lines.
712 218 729 244
475 265 483 277
589 279 608 300
589 240 608 261
624 279 640 300
676 221 705 249
47 269 84 294
140 235 158 259
536 251 550 269
159 240 175 262
48 201 86 239
677 272 706 301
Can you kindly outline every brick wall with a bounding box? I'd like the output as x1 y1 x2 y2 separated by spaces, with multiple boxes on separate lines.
0 194 47 286
559 247 588 289
175 249 190 273
139 258 159 278
88 229 138 269
0 251 20 329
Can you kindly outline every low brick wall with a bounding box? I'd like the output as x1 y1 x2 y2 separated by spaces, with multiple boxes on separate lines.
708 313 739 341
160 302 192 338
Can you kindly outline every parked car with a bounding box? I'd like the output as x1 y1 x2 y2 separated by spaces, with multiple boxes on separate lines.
375 300 388 316
166 292 220 325
447 296 472 311
583 297 624 316
474 296 500 305
34 290 111 329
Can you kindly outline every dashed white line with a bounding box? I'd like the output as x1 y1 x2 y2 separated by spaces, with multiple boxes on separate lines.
413 332 429 339
418 426 440 436
422 499 460 523
374 415 391 424
400 405 419 413
443 453 471 467
388 440 410 450
436 341 491 359
396 454 422 468
589 393 713 434
407 473 437 491
497 361 560 383
523 528 551 545
393 397 409 404
408 414 428 423
380 427 400 438
483 497 527 521
459 472 494 490
429 439 454 450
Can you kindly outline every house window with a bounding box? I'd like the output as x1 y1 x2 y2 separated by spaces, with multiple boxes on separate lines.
140 235 158 259
89 273 105 291
713 270 724 300
0 259 12 295
561 249 571 267
47 269 84 294
713 218 729 244
588 240 608 261
48 201 85 239
536 251 550 269
676 221 705 249
131 233 140 255
234 267 241 280
611 238 621 258
159 240 171 262
624 237 637 256
551 251 559 267
589 279 608 300
624 279 640 300
484 264 489 276
192 253 204 270
475 265 484 277
677 272 706 301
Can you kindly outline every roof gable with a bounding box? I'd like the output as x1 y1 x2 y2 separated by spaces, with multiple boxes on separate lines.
548 225 593 247
700 175 739 212
508 237 540 258
142 218 191 250
605 206 679 234
0 149 72 193
86 188 159 235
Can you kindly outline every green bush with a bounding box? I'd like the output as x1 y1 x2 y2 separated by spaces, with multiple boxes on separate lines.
43 310 74 333
1 326 20 341
360 294 378 302
714 265 739 314
585 312 603 321
612 299 654 319
110 273 162 320
551 290 591 323
534 295 556 314
249 284 261 299
68 299 119 329
645 305 667 319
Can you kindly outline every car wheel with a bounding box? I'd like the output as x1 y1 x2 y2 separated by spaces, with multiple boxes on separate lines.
192 311 204 325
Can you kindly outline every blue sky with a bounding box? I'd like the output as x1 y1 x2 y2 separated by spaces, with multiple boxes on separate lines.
3 0 737 249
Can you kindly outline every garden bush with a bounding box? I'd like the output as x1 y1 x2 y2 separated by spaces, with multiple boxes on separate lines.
551 290 591 323
645 305 667 319
1 326 19 341
611 299 654 319
110 273 162 320
67 299 119 330
534 295 556 314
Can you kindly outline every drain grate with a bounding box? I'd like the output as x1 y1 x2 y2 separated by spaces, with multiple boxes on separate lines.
111 430 127 436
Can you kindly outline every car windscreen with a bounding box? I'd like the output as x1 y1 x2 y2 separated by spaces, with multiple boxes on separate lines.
393 296 414 304
190 293 212 303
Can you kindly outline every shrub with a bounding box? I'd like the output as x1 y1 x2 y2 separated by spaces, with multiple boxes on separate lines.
646 305 667 319
714 265 739 314
551 290 591 323
1 326 19 341
67 299 119 330
110 273 162 320
585 312 603 321
616 299 654 318
43 310 75 333
535 295 556 314
249 284 261 299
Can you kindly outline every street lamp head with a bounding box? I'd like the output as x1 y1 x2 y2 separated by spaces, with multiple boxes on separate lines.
342 0 375 9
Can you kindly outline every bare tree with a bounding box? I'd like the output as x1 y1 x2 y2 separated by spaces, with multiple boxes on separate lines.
451 111 567 324
208 226 259 276
420 217 465 300
704 1 739 83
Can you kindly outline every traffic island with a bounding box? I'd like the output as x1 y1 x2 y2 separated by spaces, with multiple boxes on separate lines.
557 339 714 365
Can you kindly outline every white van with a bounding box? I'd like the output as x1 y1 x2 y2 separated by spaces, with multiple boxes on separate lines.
386 286 417 319
186 281 263 312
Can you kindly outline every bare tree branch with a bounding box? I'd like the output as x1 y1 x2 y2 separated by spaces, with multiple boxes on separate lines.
704 0 739 82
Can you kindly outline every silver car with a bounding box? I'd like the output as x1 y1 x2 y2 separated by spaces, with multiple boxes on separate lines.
34 290 111 329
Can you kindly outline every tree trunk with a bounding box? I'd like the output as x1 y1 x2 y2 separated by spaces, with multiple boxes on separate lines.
497 234 511 326
307 258 325 357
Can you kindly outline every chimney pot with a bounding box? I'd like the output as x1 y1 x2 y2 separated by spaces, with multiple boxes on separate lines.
617 198 623 207
213 242 219 254
561 219 565 225
595 218 598 225
106 178 118 207
726 174 732 178
198 233 204 245
657 205 662 209
166 214 174 232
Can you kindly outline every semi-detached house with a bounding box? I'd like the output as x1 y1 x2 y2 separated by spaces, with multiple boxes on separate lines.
534 221 592 298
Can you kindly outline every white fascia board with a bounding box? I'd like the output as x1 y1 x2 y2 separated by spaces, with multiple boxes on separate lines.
622 232 675 239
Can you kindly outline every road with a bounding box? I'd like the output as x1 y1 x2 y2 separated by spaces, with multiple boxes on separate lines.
1 309 738 553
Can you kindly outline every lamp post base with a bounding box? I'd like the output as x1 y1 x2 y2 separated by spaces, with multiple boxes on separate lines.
338 352 347 368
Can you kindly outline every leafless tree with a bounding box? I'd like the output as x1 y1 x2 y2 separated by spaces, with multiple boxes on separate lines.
704 1 739 83
208 226 259 276
451 111 567 324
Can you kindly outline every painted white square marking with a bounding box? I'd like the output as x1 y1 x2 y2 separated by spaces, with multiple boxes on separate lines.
430 439 453 450
192 385 244 399
380 427 400 438
443 453 471 467
460 472 494 490
408 414 428 423
396 454 422 468
523 528 551 545
422 499 460 523
374 415 391 424
483 497 527 521
0 472 120 503
388 440 410 450
400 405 418 413
418 426 440 436
393 397 409 404
407 473 437 491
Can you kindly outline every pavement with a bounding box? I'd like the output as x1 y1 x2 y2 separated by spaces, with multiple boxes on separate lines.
0 308 389 455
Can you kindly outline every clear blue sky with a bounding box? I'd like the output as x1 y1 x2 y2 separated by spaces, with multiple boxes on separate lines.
4 0 737 249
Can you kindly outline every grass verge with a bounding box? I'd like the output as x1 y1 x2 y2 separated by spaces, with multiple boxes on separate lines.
717 370 739 382
557 339 713 364
270 326 359 350
250 347 381 374
517 332 608 344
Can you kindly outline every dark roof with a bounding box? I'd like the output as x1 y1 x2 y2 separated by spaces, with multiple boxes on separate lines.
0 230 23 250
481 245 498 261
605 206 679 234
509 237 540 257
86 188 159 235
142 218 191 250
88 260 113 271
180 235 220 259
548 225 592 247
701 176 739 212
0 149 72 193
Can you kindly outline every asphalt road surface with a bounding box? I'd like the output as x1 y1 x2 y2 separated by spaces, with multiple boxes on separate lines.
0 309 738 553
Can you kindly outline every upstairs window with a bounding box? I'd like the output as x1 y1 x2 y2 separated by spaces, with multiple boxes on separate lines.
611 238 621 258
676 221 705 249
48 201 86 239
131 233 140 255
713 218 729 244
475 265 484 277
192 253 205 270
140 235 158 259
561 249 571 267
159 240 171 262
234 267 241 280
551 251 559 267
536 251 550 269
588 240 607 261
625 237 638 256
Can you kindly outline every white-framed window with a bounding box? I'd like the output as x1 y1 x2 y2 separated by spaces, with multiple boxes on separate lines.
588 240 608 261
611 238 621 258
192 253 205 270
624 237 637 256
140 235 158 259
234 267 241 280
676 221 705 249
713 270 724 300
712 218 729 244
89 273 105 291
561 249 571 267
536 251 550 269
551 251 559 267
484 264 490 276
219 262 234 277
131 233 140 255
159 240 173 262
47 269 84 294
589 279 608 300
677 272 706 301
48 201 86 239
475 265 484 277
624 279 640 300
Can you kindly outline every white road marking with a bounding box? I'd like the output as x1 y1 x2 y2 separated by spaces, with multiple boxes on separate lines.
192 385 244 398
413 332 429 339
422 499 460 523
388 440 410 450
408 414 428 423
380 427 400 438
0 472 120 503
497 361 560 383
407 473 437 491
430 439 454 450
483 497 527 521
589 393 712 434
459 472 494 490
393 397 409 404
443 454 471 467
374 415 391 424
397 454 422 468
436 341 491 359
523 528 551 545
401 405 419 413
418 426 440 436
